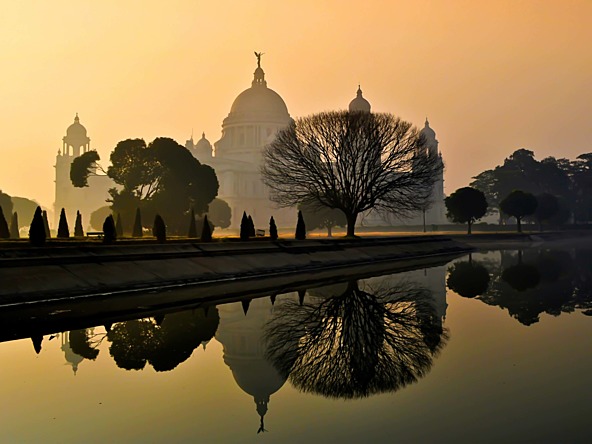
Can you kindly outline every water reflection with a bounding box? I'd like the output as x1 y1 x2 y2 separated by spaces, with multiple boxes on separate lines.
449 248 592 325
264 280 448 399
107 308 219 371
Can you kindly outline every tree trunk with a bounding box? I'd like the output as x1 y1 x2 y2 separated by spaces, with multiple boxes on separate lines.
467 220 472 235
346 213 357 237
327 225 332 237
517 217 522 233
422 210 426 233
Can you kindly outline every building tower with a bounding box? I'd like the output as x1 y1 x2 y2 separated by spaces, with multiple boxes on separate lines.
419 118 446 225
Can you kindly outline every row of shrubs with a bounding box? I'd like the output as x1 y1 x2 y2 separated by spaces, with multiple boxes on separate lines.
3 204 309 246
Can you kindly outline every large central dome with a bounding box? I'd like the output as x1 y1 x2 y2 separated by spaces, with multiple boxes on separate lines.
227 62 289 119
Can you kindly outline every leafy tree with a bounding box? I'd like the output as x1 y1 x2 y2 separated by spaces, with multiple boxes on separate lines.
103 215 116 244
447 260 490 298
42 210 50 238
299 202 346 237
200 214 212 242
295 210 306 240
57 208 70 238
262 111 442 237
187 208 197 238
0 190 14 220
69 329 99 360
0 206 9 239
11 196 38 228
207 198 231 229
115 213 123 237
132 208 143 237
445 187 487 234
500 190 538 233
153 214 166 243
269 216 278 240
29 206 46 246
70 151 104 187
534 193 559 230
74 211 84 237
240 211 249 241
502 263 540 292
10 212 19 239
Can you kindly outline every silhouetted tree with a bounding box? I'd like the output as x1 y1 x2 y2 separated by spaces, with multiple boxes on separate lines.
10 212 19 239
295 210 306 240
299 202 346 237
0 206 9 239
500 190 537 233
269 216 278 240
42 210 50 238
262 111 442 237
534 193 559 231
240 211 249 241
132 208 143 237
70 151 104 187
74 211 84 237
57 208 69 238
115 213 123 237
103 215 116 244
502 263 540 291
246 215 254 237
29 206 46 246
11 196 37 229
153 214 166 242
69 329 100 360
187 207 197 238
445 187 487 234
447 260 490 298
201 214 212 242
207 198 231 229
90 206 112 231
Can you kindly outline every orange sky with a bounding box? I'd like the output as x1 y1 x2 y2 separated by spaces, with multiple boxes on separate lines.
1 0 591 209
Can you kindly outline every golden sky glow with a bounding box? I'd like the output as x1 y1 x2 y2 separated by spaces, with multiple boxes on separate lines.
1 0 591 208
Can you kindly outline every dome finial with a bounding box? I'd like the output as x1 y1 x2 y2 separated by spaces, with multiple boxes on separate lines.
75 113 79 122
425 117 429 126
252 52 267 87
254 51 264 68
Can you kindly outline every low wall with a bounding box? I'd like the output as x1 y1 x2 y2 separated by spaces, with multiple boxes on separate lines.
0 236 470 305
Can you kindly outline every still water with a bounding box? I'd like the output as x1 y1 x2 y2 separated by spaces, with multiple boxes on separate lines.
1 244 591 443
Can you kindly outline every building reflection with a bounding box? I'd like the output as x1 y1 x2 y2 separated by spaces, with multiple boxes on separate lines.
215 297 292 433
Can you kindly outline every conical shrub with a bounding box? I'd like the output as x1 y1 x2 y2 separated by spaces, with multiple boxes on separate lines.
42 210 50 238
201 214 212 242
187 208 197 238
74 211 84 237
240 211 249 241
29 206 46 246
248 215 255 237
295 210 306 240
153 214 166 243
103 215 116 244
0 206 9 239
10 212 19 239
57 208 69 238
132 208 143 238
269 216 278 241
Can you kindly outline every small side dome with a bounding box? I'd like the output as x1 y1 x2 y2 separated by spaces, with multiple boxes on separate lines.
195 132 213 159
66 113 87 138
349 86 371 113
420 118 436 140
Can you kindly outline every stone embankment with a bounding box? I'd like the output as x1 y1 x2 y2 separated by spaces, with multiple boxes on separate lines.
0 236 470 306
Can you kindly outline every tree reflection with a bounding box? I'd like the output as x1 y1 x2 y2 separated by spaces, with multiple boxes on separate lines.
69 329 101 360
107 307 219 371
447 261 490 298
264 281 447 399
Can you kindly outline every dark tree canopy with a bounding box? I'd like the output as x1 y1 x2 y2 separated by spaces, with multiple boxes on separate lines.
70 151 103 187
11 196 38 228
500 190 537 233
445 187 487 234
0 190 14 221
207 198 231 229
534 193 559 229
262 111 442 237
502 263 541 292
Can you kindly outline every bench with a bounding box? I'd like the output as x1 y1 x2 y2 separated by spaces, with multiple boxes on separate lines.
87 231 104 239
256 229 265 237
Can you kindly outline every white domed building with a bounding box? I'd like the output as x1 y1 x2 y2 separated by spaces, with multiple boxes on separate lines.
54 114 113 230
187 56 294 229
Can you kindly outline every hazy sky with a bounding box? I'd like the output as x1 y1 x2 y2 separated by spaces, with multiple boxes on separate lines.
1 0 590 208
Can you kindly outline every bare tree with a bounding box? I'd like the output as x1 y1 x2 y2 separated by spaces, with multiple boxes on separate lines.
262 111 442 237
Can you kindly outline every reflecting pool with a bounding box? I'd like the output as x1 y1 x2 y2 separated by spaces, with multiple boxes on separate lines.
1 244 591 443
